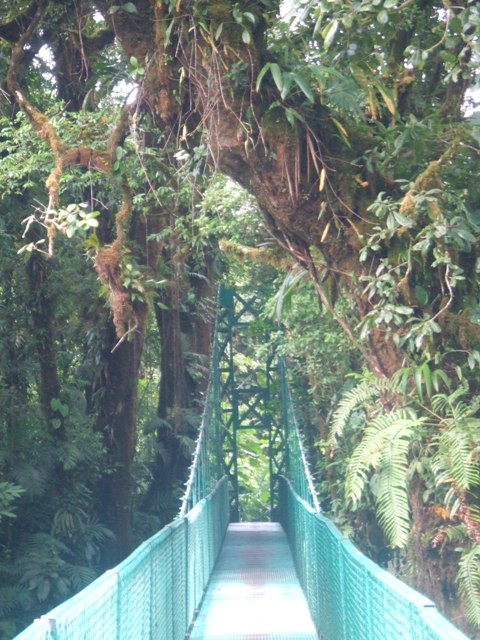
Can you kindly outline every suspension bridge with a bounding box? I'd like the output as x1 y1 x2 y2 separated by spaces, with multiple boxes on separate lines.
14 289 469 640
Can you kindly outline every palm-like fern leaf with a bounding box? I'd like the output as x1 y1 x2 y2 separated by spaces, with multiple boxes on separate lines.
0 586 28 617
458 545 480 628
431 390 480 501
431 387 471 417
433 424 480 492
329 377 392 445
346 409 425 548
346 409 417 503
376 428 413 548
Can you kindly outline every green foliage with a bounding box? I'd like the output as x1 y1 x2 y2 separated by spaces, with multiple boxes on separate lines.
1 0 479 634
346 409 425 548
328 366 480 626
237 430 270 521
458 545 480 628
0 107 116 632
358 175 480 353
256 62 314 104
329 376 392 446
0 482 25 521
431 389 480 512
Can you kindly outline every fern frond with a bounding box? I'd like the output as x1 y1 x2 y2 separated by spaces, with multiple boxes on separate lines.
443 524 467 543
0 586 27 616
376 427 413 548
451 401 473 423
64 564 96 590
346 410 422 505
0 481 25 520
447 430 479 490
329 377 392 445
458 545 480 628
433 418 480 493
19 532 70 556
346 410 425 548
431 387 468 415
10 461 48 498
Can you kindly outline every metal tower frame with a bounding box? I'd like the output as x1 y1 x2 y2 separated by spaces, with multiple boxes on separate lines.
216 288 288 521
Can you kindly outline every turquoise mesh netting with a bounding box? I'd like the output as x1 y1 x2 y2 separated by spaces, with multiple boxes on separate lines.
278 361 469 640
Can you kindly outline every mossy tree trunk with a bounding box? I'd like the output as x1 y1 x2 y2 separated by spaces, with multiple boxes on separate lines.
92 206 161 564
144 249 214 523
93 315 146 564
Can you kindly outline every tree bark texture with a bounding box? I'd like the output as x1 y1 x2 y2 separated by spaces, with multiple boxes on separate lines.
93 313 146 564
26 249 65 440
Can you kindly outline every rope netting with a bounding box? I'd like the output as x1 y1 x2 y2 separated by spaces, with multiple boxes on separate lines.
278 372 469 640
179 314 223 517
14 478 228 640
13 319 228 640
279 357 320 512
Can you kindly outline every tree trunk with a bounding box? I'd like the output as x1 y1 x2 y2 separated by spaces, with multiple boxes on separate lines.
404 478 477 637
93 307 147 564
143 251 215 523
91 205 159 564
144 263 195 523
25 249 65 440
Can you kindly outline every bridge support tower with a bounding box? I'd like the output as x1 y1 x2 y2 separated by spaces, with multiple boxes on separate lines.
216 288 288 522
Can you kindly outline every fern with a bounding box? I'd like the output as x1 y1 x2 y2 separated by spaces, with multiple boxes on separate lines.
64 564 96 590
0 586 26 617
431 389 480 512
0 481 25 521
346 409 416 502
434 425 480 491
10 461 48 499
329 376 392 445
443 524 467 543
458 545 480 628
376 429 412 548
346 409 425 548
431 387 472 417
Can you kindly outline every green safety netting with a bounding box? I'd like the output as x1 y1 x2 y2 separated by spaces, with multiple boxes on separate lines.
279 357 320 512
13 478 228 640
279 369 469 640
13 314 227 640
280 476 469 640
178 316 222 517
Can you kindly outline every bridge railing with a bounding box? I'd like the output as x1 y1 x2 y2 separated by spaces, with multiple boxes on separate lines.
13 476 229 640
280 368 470 640
280 475 469 640
280 356 320 513
13 296 227 640
179 308 223 517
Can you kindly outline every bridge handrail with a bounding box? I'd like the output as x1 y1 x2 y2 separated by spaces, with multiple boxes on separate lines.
13 476 229 640
179 304 222 517
279 475 470 640
279 356 321 512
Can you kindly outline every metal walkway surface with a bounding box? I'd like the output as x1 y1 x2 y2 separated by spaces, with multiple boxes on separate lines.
188 522 318 640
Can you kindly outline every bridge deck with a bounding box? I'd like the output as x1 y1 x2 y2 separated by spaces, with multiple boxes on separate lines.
188 522 318 640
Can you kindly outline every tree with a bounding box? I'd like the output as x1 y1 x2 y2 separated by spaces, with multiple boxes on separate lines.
1 0 479 635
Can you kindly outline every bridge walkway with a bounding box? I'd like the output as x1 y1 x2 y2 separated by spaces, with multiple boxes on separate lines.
189 522 318 640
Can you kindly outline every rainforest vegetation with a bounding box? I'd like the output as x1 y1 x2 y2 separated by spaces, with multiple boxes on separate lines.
0 0 479 637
